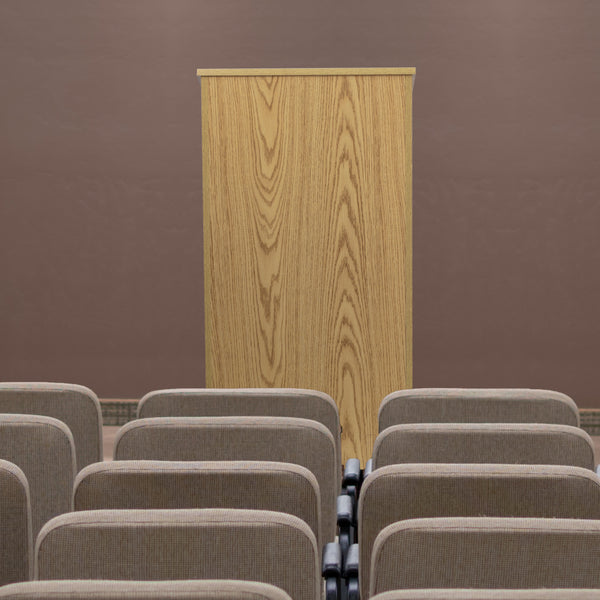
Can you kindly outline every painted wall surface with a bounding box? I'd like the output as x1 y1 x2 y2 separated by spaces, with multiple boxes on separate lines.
1 1 599 406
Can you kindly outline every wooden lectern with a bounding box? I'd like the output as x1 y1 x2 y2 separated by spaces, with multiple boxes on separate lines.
198 68 414 463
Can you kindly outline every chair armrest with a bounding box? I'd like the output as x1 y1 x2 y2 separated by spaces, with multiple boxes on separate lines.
337 494 354 526
323 542 342 577
363 459 372 480
337 494 355 557
344 543 359 600
322 542 342 600
344 544 359 578
343 458 361 489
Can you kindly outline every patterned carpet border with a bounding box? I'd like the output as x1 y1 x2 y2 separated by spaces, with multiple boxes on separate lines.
580 409 600 435
101 401 137 426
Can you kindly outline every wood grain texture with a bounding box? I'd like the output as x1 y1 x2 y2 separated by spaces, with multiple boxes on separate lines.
198 67 415 77
201 71 412 462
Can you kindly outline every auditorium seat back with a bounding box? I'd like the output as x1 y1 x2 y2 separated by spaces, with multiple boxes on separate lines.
371 517 600 595
358 464 600 599
73 459 322 547
113 416 339 542
372 423 595 470
0 580 294 600
0 459 32 585
137 388 341 465
0 414 75 538
378 388 579 432
35 509 320 600
0 383 102 470
370 590 600 600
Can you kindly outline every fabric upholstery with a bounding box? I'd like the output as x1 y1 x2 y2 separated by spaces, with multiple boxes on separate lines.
372 423 595 470
0 459 32 585
73 459 321 546
359 464 600 599
35 509 319 600
371 591 600 600
114 416 338 541
378 388 579 431
0 579 293 600
0 382 102 470
137 388 341 466
371 517 600 595
0 414 76 539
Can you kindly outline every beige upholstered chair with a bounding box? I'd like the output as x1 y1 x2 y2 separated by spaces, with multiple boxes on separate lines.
0 415 76 539
371 590 600 600
114 416 339 542
357 464 600 600
370 517 600 595
137 388 341 467
378 388 579 432
0 459 32 585
0 580 293 600
74 460 322 547
372 423 595 470
36 509 320 600
0 382 102 470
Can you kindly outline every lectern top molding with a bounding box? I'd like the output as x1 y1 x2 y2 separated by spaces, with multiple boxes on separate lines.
196 67 415 77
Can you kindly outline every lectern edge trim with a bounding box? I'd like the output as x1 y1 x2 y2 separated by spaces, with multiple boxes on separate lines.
196 67 415 78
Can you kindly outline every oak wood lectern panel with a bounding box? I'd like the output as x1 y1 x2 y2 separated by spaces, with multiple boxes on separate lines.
199 68 413 462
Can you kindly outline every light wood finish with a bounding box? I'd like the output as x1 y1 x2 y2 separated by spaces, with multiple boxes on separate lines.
198 67 416 77
201 69 413 462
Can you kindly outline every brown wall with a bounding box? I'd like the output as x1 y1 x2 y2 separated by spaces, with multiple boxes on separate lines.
1 1 599 406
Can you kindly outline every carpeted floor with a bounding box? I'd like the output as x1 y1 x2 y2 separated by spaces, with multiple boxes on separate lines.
103 426 120 460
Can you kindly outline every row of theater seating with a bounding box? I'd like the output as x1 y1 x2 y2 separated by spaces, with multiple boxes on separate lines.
3 584 600 600
0 383 583 466
0 383 584 469
1 382 599 599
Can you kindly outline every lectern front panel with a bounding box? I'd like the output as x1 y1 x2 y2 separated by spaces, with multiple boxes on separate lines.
200 69 413 462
